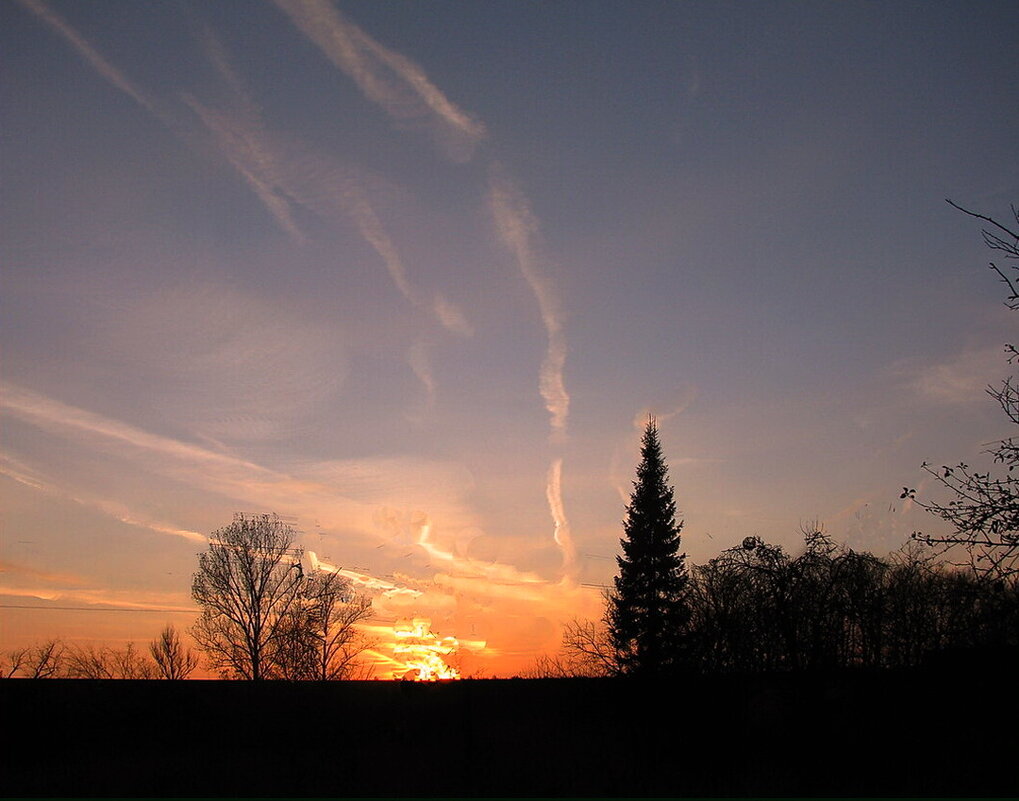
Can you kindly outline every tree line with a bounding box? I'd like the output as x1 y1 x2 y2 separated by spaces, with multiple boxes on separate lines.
535 521 1018 678
4 514 375 681
534 201 1019 678
3 625 197 680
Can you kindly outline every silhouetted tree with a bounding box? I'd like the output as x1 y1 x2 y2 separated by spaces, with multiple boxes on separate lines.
3 639 64 678
275 570 373 680
547 617 619 677
687 529 1018 673
608 417 691 674
191 513 306 680
64 645 116 679
64 642 156 679
149 625 198 680
904 200 1019 579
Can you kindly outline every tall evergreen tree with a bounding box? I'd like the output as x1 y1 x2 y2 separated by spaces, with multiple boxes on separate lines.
609 417 690 674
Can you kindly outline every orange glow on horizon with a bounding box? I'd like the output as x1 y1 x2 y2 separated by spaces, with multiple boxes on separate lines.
392 617 461 680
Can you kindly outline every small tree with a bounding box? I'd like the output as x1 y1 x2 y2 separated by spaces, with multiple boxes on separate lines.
64 642 156 679
191 513 306 680
305 574 373 680
149 625 198 680
3 639 64 679
109 642 157 679
64 645 115 679
904 201 1019 579
275 570 374 681
608 417 691 674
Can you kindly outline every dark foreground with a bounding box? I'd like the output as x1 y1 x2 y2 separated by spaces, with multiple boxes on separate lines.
3 662 1016 797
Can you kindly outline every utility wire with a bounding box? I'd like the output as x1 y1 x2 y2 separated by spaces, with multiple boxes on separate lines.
0 604 198 613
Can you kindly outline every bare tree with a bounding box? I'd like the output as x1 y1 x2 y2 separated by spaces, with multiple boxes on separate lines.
63 642 155 679
306 574 374 680
3 639 64 678
276 571 374 680
65 645 114 679
560 617 620 676
527 614 621 678
191 513 308 680
110 642 157 679
149 625 198 679
522 653 575 679
903 201 1019 579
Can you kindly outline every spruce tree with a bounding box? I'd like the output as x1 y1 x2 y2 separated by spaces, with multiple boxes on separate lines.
609 417 690 674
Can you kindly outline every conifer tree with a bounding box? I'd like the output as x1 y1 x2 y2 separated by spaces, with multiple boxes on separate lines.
609 417 690 674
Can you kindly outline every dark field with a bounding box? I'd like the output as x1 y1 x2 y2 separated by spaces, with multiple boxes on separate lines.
3 661 1015 797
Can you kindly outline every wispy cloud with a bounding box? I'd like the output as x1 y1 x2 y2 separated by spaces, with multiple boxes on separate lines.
407 341 437 406
487 165 570 437
16 0 157 115
0 561 87 588
88 281 345 443
2 383 266 476
630 387 699 431
545 458 578 579
20 3 472 342
2 383 477 549
0 585 197 614
909 345 1008 405
271 0 486 161
1 455 207 545
183 94 306 244
187 32 473 338
3 384 601 674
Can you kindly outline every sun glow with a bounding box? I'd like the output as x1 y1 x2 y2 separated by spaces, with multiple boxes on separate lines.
393 618 460 681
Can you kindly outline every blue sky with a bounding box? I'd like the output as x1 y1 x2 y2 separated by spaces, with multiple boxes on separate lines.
2 0 1016 675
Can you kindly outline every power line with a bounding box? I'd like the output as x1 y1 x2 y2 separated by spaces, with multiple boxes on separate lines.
0 599 197 611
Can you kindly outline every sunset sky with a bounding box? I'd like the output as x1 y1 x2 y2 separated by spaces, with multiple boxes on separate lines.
2 0 1017 677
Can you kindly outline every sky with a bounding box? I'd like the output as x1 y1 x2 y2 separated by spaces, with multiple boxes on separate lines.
2 0 1017 678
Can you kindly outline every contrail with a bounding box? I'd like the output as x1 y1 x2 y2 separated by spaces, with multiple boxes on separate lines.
407 341 437 406
16 0 157 115
16 1 304 244
2 383 268 476
190 29 472 337
19 3 471 338
545 458 578 579
487 165 570 437
270 0 486 160
183 94 306 244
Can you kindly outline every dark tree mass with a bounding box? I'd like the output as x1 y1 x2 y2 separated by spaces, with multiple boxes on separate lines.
609 418 691 674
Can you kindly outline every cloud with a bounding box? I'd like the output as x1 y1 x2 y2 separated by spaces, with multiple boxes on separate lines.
910 345 1008 405
307 552 423 599
16 0 157 115
183 94 306 244
0 561 87 588
271 0 486 161
1 453 209 546
3 384 604 674
186 32 473 339
0 585 196 613
407 341 437 406
1 383 482 549
630 386 700 430
23 6 473 342
77 280 346 444
432 294 474 338
546 458 577 579
487 165 570 437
